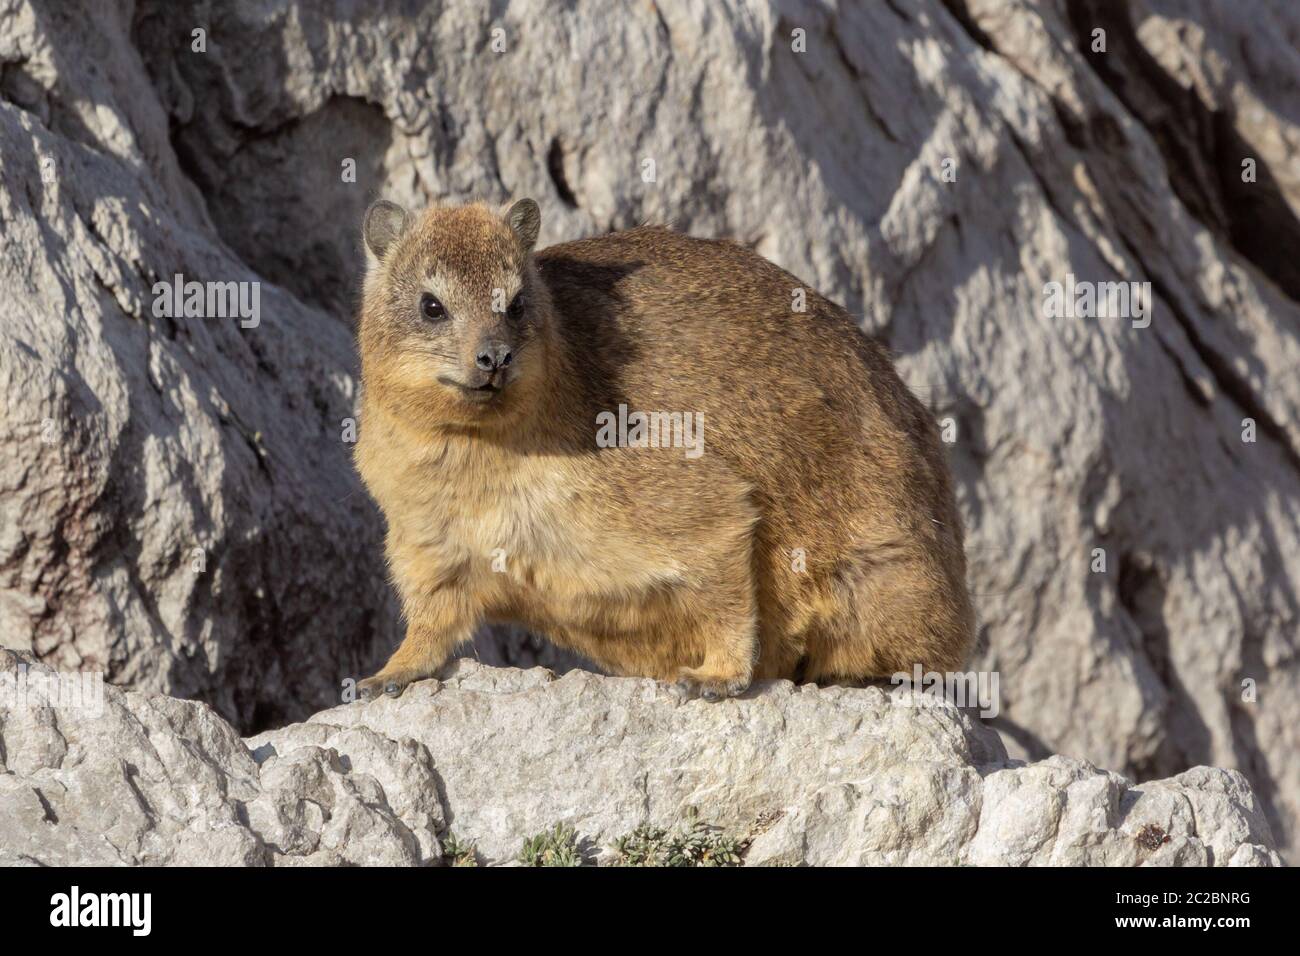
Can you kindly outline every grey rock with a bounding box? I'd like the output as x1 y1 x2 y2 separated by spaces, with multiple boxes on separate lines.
1 0 1297 860
0 654 1279 866
0 0 398 731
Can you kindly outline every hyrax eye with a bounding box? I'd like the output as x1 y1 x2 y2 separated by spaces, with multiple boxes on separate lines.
507 293 526 320
420 293 446 321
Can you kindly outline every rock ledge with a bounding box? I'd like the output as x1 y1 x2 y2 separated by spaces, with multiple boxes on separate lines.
0 653 1280 866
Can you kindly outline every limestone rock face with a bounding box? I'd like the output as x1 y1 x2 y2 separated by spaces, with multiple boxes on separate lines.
2 0 1298 858
0 0 398 732
0 654 1280 866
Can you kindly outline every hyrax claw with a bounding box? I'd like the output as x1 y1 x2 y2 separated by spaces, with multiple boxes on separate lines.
356 672 414 702
673 669 750 702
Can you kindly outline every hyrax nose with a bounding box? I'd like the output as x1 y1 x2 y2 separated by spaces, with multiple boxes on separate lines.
475 342 513 372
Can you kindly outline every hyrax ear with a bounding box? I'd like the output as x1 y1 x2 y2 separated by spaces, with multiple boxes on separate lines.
363 199 409 262
505 198 541 253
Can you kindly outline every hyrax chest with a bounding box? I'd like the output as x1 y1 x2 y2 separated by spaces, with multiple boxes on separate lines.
379 444 685 626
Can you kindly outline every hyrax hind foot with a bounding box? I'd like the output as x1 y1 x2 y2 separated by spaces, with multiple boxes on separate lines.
673 665 751 702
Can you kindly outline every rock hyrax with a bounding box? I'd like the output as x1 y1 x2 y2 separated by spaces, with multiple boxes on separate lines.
354 197 974 700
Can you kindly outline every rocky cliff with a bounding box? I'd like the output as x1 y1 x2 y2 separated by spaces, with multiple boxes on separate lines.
1 0 1297 859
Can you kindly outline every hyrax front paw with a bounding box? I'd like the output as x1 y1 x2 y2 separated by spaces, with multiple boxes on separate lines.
672 666 751 702
356 669 423 702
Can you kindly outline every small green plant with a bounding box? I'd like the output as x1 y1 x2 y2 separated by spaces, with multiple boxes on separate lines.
612 824 674 866
612 809 744 867
518 822 585 867
441 831 478 867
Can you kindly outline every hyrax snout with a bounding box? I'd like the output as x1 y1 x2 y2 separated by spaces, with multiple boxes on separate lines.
353 198 974 701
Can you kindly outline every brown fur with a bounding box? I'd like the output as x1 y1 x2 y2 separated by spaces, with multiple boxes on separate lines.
354 199 974 700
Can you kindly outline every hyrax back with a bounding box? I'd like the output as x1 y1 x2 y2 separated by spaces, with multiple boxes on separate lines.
354 198 974 701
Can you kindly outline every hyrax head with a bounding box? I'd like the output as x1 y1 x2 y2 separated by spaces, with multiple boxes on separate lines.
359 198 546 427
